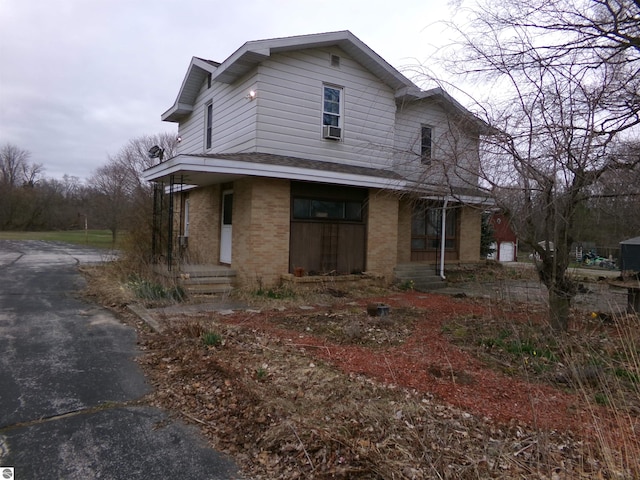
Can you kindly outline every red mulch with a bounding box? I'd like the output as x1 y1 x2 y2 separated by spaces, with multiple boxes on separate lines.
221 291 638 453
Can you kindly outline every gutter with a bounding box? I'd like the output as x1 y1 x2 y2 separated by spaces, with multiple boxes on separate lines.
440 197 449 280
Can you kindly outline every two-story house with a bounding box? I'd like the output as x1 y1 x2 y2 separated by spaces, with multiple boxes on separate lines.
143 31 490 289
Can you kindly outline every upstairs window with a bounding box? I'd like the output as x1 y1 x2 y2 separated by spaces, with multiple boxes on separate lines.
205 102 213 149
421 126 432 163
323 85 342 127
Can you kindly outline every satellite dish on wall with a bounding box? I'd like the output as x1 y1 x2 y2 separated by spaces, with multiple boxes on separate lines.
148 145 164 161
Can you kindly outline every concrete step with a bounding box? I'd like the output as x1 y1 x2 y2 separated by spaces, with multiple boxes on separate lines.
394 265 439 274
184 284 234 295
394 264 446 291
176 265 236 296
412 280 448 291
180 276 235 286
179 265 237 279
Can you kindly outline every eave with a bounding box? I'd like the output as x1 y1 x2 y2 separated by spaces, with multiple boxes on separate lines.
162 57 220 122
143 153 407 191
161 31 417 123
396 87 495 135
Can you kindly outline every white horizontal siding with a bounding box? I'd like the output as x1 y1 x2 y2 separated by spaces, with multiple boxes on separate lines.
170 45 478 190
176 72 259 155
394 99 480 189
176 80 208 155
254 48 397 169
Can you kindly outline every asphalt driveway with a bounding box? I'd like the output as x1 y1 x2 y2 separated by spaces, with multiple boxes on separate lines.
0 240 241 479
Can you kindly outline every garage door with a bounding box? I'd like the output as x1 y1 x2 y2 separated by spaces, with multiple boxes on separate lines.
499 242 515 262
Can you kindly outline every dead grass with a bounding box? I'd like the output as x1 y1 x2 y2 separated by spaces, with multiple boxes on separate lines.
83 264 640 479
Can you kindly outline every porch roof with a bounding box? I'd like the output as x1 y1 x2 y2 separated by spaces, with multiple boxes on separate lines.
142 152 406 190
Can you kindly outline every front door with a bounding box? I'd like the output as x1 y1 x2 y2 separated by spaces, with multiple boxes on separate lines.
220 190 233 264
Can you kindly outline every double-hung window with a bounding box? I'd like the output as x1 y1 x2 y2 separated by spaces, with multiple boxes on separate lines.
323 85 342 127
205 102 213 150
421 126 432 163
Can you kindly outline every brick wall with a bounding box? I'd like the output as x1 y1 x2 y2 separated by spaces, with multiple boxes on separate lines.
186 185 221 264
397 198 412 263
366 190 399 281
458 206 481 263
232 178 290 287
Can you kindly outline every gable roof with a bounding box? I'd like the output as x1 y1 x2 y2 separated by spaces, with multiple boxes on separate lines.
162 30 417 122
161 30 489 132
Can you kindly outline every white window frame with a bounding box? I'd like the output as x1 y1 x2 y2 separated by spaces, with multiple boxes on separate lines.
322 84 343 129
205 102 213 150
420 125 433 164
183 194 190 237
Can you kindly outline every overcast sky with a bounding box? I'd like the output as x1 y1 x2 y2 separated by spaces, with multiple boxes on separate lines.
0 0 461 181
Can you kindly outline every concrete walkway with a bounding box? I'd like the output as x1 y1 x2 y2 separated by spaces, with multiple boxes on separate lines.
440 261 628 314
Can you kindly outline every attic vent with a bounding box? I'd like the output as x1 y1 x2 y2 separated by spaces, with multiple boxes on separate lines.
330 54 340 67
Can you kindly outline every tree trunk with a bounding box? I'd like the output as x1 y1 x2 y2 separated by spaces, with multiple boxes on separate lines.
548 288 570 331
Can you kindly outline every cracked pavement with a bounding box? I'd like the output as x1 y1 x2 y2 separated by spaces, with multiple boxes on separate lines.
0 240 241 479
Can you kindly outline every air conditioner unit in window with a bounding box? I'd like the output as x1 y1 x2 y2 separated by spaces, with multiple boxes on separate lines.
178 235 188 248
322 125 342 140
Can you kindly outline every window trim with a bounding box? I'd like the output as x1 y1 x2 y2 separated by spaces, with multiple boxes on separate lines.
183 194 190 237
420 125 432 164
322 84 343 129
205 102 213 150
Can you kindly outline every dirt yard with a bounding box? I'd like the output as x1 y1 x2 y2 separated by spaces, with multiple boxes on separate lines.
83 264 639 479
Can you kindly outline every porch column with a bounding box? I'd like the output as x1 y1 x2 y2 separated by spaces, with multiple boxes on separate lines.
366 190 399 281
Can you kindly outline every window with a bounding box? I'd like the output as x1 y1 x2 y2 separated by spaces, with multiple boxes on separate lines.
205 102 213 149
293 198 363 222
411 204 457 250
421 126 432 163
323 85 342 128
183 194 190 236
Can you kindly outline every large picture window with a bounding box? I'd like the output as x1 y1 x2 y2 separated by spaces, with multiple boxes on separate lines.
289 183 367 275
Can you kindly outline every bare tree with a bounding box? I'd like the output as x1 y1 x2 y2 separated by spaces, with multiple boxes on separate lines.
439 0 640 330
0 143 45 229
0 143 43 188
87 133 178 246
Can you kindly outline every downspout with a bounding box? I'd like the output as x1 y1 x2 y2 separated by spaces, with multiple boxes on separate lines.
439 197 449 280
